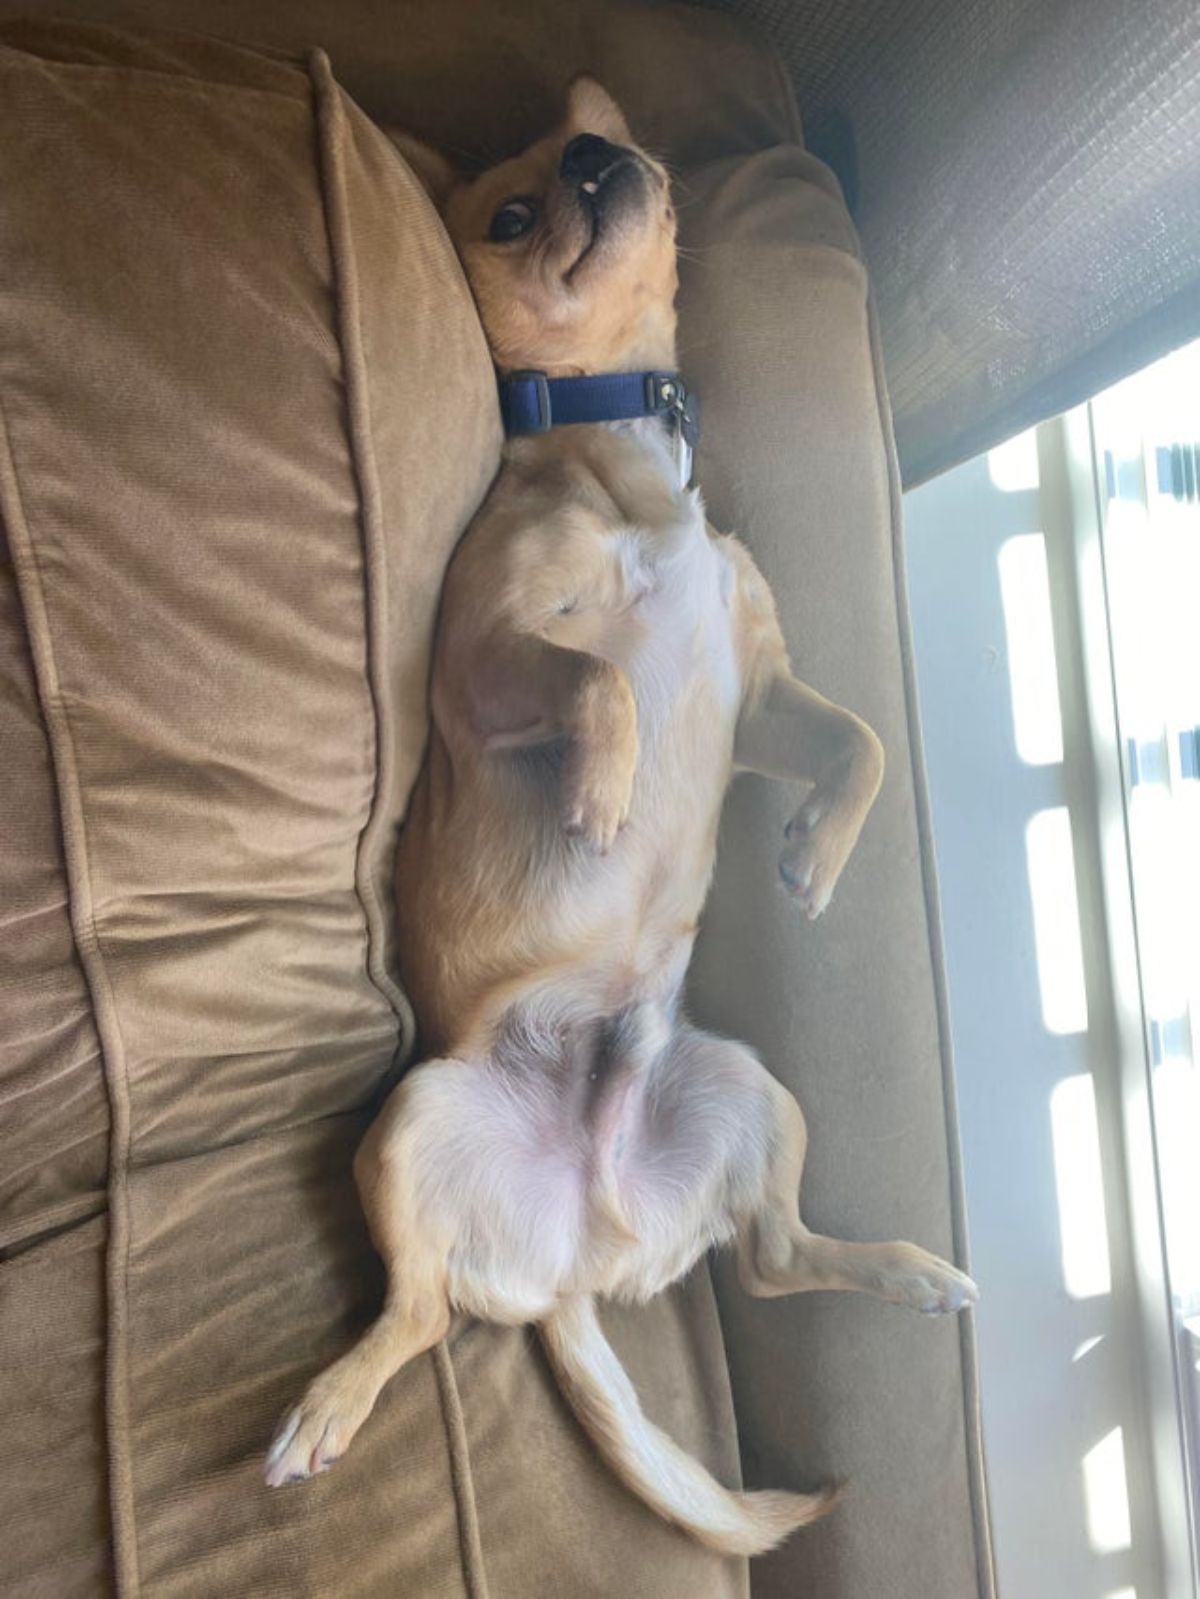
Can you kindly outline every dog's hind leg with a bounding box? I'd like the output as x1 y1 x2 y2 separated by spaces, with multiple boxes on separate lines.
737 1071 978 1315
264 1075 452 1486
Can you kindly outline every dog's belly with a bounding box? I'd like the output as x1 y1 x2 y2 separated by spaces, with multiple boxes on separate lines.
398 996 771 1321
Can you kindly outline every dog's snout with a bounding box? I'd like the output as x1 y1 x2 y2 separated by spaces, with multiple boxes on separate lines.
560 133 626 186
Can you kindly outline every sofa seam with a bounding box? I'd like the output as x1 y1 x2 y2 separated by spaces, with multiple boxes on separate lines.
306 48 415 1068
433 1340 492 1599
309 49 490 1595
0 391 141 1595
865 291 999 1599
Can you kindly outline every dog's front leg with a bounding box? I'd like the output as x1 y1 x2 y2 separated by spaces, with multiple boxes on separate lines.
465 631 638 852
734 673 884 918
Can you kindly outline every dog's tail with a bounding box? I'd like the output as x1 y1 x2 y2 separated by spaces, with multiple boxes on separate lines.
539 1294 839 1556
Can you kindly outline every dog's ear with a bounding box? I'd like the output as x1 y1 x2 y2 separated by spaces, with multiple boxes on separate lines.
386 129 460 210
566 75 634 147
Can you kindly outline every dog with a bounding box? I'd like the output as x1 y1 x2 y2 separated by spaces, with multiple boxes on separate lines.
265 77 977 1556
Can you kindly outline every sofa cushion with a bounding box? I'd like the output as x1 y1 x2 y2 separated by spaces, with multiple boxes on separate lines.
0 22 499 1598
0 310 114 1596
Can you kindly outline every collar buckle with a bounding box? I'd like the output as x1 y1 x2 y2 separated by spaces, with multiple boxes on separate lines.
505 370 552 432
646 372 700 450
644 372 684 414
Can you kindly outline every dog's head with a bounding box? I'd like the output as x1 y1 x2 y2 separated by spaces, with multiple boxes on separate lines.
396 79 678 376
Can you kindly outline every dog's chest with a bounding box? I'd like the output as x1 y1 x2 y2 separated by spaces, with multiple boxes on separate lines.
613 525 741 737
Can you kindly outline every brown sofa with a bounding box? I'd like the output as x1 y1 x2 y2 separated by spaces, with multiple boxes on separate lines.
0 6 991 1596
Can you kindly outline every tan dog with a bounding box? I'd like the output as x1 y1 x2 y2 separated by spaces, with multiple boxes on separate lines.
265 78 977 1555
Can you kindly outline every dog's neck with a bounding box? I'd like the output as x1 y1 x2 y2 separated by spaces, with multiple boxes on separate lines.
608 415 689 491
501 313 688 488
512 296 678 381
603 314 688 488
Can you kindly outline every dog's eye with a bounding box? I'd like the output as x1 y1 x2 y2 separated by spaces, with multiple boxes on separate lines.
489 198 537 243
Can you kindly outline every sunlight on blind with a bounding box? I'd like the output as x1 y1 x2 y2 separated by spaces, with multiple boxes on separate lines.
988 428 1040 493
1051 1074 1112 1300
998 533 1064 765
1026 807 1089 1035
1083 1427 1133 1554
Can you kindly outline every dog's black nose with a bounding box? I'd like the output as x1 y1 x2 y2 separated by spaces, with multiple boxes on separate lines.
560 133 625 185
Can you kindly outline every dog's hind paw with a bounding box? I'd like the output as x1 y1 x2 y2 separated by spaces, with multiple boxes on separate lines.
263 1382 368 1487
880 1246 979 1316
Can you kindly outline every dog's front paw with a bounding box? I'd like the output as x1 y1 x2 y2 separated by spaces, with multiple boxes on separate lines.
563 747 634 853
779 800 854 920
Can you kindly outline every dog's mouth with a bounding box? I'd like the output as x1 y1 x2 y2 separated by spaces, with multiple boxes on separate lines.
564 186 604 281
561 151 649 283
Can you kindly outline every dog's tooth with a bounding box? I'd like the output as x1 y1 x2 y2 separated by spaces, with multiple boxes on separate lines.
582 180 599 195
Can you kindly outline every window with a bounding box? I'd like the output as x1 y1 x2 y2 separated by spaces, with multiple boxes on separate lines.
905 340 1200 1599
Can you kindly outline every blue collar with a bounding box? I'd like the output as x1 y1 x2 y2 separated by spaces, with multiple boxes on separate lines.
498 369 700 447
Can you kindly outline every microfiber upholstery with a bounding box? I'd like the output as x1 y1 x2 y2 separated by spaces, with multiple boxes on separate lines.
0 8 991 1599
0 21 747 1599
0 24 504 1597
681 148 993 1599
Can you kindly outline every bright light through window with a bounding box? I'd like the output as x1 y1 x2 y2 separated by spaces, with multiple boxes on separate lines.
1051 1074 1112 1299
905 335 1200 1596
987 427 1040 493
1026 807 1089 1035
1093 339 1200 1333
998 533 1064 765
1152 1058 1200 1304
1128 785 1191 1023
1083 1427 1133 1554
